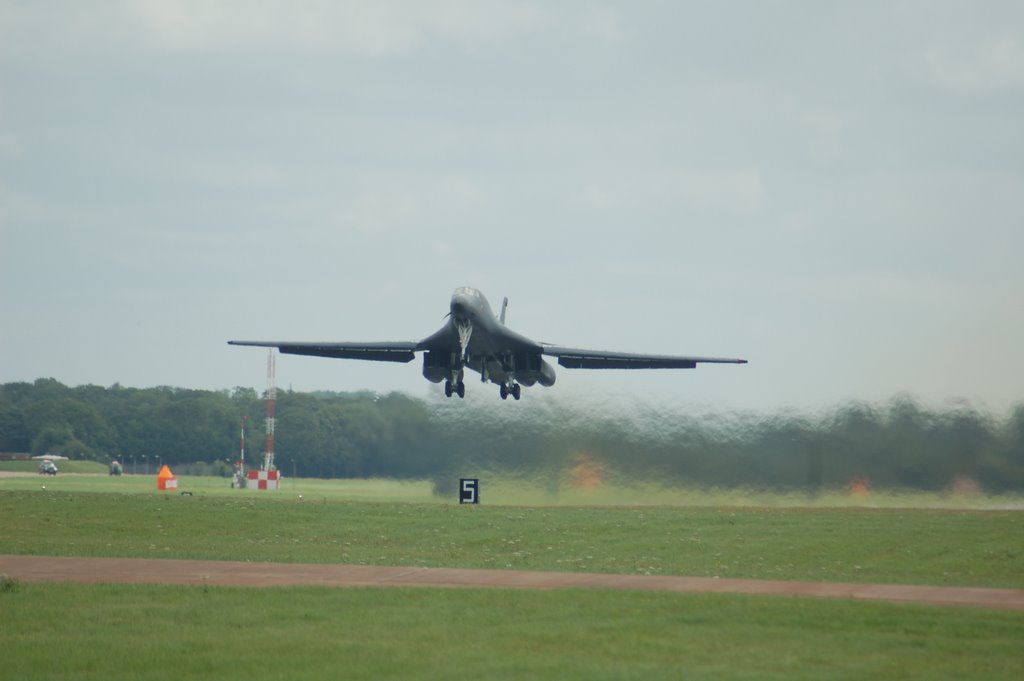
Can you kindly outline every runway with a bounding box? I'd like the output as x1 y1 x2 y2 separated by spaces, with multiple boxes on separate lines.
3 554 1022 611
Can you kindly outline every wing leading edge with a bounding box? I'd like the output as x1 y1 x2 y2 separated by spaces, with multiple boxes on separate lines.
227 341 418 363
541 345 747 370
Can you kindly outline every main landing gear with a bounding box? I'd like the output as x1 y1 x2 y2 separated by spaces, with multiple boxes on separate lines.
499 383 521 401
444 379 465 399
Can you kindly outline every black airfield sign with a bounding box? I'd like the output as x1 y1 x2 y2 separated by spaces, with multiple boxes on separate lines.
459 478 479 505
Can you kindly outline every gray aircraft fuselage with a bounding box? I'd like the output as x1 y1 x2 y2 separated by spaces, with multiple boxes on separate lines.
229 287 746 400
420 287 556 397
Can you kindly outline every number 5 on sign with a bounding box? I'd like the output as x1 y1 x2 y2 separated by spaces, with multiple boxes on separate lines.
460 478 479 504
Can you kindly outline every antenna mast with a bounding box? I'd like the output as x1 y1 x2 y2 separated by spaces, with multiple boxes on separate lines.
233 415 248 489
263 349 276 472
240 416 247 469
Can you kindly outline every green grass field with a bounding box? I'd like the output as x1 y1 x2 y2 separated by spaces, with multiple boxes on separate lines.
0 460 110 474
2 583 1021 681
3 466 1023 508
1 481 1021 586
2 476 1022 680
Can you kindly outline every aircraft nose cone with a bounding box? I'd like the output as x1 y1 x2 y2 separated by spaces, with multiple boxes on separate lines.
451 303 465 319
450 293 471 319
450 287 484 322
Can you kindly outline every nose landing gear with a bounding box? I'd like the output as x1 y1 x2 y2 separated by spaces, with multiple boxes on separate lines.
499 382 521 401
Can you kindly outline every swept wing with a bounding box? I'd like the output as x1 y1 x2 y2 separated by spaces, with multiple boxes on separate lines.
229 287 747 400
542 345 747 370
227 340 418 363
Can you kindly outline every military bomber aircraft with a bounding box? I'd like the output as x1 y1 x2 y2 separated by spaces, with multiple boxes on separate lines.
229 287 746 400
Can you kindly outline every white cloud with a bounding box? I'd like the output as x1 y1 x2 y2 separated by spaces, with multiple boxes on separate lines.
191 162 287 191
668 169 765 215
0 181 81 231
0 1 549 57
580 7 624 43
570 168 765 216
894 3 1024 95
0 132 20 158
327 172 486 234
127 0 424 56
920 33 1024 93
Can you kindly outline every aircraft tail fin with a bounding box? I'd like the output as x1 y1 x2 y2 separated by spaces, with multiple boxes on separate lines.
500 297 509 324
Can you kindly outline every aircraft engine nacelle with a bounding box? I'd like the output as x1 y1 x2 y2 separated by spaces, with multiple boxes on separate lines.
536 357 557 387
511 352 556 387
422 350 456 383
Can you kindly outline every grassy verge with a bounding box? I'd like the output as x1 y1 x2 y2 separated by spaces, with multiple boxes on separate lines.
2 467 1022 508
0 460 109 474
1 489 1021 587
0 582 1020 681
0 471 438 502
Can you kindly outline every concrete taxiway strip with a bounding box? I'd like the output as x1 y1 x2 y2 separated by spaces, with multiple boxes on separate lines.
2 555 1023 611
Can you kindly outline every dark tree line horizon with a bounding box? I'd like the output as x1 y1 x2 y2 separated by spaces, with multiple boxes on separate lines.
1 378 1021 492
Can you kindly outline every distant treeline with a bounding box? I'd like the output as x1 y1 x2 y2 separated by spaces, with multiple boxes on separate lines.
1 378 1022 491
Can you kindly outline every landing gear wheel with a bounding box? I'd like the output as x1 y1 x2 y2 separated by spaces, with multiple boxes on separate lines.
456 381 465 399
512 383 521 400
499 384 508 400
444 381 453 398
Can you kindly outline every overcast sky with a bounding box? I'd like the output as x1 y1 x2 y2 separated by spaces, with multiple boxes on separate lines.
1 1 1022 413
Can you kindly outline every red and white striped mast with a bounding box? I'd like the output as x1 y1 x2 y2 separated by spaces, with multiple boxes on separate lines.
263 349 276 472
